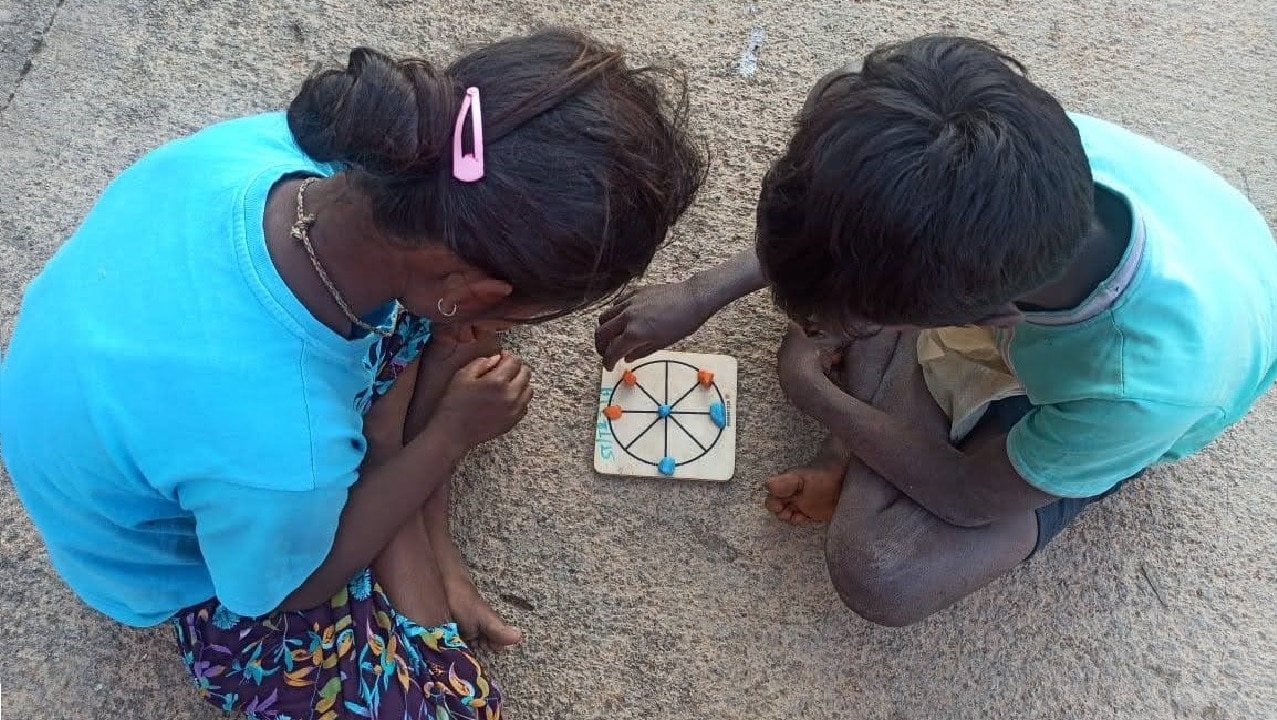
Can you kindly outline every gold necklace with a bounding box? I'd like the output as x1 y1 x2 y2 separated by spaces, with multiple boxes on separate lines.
291 178 400 338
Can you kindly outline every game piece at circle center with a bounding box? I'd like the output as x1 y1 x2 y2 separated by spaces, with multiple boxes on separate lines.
594 350 738 482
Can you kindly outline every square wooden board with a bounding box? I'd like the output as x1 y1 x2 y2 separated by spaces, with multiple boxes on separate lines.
592 351 738 482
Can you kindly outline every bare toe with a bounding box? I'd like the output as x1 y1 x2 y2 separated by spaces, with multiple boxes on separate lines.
762 465 843 523
765 471 804 500
478 611 523 650
448 580 523 651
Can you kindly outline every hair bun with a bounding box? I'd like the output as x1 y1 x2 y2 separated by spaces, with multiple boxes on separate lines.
288 48 458 176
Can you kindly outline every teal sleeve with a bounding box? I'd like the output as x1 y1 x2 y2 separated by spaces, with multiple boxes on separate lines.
178 479 350 617
1006 399 1205 498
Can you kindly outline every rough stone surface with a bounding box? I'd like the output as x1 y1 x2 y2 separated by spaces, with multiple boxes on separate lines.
1 1 1275 719
0 0 60 113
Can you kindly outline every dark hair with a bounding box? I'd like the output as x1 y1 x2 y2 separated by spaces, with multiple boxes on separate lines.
756 35 1094 326
288 29 705 319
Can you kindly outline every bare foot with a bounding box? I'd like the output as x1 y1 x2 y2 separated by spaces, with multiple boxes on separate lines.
441 570 523 651
764 439 849 523
424 507 522 651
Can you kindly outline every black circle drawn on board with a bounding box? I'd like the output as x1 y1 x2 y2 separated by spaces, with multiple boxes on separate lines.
604 358 726 468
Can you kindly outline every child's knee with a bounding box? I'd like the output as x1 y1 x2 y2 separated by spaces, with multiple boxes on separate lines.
824 509 933 627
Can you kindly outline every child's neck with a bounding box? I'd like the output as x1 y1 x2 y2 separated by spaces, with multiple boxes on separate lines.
1016 185 1133 313
263 175 403 338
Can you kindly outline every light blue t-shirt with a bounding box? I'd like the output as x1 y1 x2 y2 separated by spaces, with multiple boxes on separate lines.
1002 114 1277 498
0 113 399 626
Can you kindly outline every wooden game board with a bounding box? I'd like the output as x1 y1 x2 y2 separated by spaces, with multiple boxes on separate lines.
593 351 738 482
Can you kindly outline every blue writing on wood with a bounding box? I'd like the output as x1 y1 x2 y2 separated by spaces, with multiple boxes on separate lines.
595 386 614 459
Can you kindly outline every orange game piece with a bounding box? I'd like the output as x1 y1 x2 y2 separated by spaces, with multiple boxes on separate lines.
697 368 715 388
602 404 624 420
621 369 638 386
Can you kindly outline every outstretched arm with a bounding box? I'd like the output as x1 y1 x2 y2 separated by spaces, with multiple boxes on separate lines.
689 248 769 310
595 248 767 369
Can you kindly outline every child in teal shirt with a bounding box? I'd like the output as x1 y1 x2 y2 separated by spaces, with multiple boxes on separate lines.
597 35 1276 626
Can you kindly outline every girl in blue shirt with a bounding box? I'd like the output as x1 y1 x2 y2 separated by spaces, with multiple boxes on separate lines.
0 29 704 718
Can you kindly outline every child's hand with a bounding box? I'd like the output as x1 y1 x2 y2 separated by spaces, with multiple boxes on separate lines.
595 281 715 369
778 323 840 417
433 352 533 450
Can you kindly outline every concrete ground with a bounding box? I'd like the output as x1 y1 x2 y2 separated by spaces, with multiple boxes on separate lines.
1 0 1274 718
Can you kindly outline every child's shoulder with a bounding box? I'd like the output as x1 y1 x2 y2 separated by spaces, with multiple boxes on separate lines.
129 112 328 183
1070 113 1203 186
1069 113 1264 229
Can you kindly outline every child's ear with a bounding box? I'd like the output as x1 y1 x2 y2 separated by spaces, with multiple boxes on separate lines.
974 303 1024 328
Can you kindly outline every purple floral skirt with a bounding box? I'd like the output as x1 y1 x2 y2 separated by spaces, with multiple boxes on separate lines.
172 569 501 719
171 313 499 718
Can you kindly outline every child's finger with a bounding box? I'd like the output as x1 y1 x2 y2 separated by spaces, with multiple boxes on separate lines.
511 365 533 393
516 385 533 409
485 352 523 382
512 389 533 423
597 294 633 324
601 332 645 371
623 344 657 364
594 316 629 361
460 353 503 378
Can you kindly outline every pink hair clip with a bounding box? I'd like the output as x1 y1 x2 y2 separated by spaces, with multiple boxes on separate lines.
452 87 484 182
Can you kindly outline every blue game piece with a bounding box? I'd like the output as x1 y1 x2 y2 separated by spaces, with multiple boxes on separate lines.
709 401 727 429
657 404 672 418
658 456 677 476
